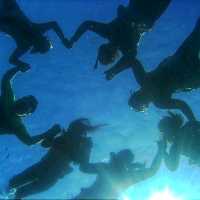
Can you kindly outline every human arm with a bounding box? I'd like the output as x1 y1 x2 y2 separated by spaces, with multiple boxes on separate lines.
40 125 62 148
104 56 146 86
14 122 61 146
155 98 196 121
70 21 110 47
131 162 146 170
164 141 181 171
75 139 92 166
1 66 30 111
104 56 131 80
34 22 70 47
9 46 30 68
80 162 107 174
131 140 165 183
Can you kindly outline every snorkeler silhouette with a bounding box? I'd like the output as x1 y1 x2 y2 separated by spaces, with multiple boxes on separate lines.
159 112 200 171
69 0 171 80
128 18 200 121
8 118 101 199
0 0 70 68
0 65 61 145
73 141 164 199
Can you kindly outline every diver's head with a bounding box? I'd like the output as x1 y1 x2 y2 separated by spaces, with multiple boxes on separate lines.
12 95 38 116
158 112 183 143
97 43 119 66
67 118 100 137
31 36 52 54
110 149 134 166
128 89 150 112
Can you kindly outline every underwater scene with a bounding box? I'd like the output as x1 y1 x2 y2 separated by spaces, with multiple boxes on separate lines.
0 0 200 199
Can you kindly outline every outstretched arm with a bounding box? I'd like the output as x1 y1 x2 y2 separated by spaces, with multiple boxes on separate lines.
104 56 131 80
164 142 181 171
1 66 23 111
132 140 164 183
104 56 146 86
14 122 61 146
34 22 69 46
70 21 110 46
9 46 30 68
155 98 196 121
76 138 93 165
80 162 107 174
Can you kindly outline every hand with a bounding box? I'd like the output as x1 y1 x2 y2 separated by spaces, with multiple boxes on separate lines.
63 38 73 49
43 124 61 142
104 70 115 81
157 139 167 152
51 124 61 134
18 63 31 72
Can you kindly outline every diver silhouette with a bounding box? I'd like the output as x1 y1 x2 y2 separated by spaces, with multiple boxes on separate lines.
69 0 171 80
73 141 164 199
128 18 200 121
159 112 200 171
8 118 101 199
0 65 61 145
0 0 70 68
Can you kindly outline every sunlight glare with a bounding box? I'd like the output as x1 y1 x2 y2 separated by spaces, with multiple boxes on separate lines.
148 188 183 200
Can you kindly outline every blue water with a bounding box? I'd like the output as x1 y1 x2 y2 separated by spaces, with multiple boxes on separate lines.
0 0 200 199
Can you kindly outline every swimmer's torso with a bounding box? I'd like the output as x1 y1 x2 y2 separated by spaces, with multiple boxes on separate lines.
147 52 200 100
108 18 141 56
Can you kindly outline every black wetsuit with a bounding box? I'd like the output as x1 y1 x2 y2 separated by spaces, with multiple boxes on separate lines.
9 133 92 199
164 120 200 170
0 67 60 145
126 0 172 28
0 0 68 67
131 18 200 120
70 0 171 79
74 146 163 199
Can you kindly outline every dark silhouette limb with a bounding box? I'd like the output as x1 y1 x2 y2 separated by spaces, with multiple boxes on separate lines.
34 21 69 46
14 124 61 146
155 99 196 121
1 66 29 111
164 141 180 171
9 46 30 68
105 56 146 82
70 21 110 45
130 59 147 86
132 140 164 182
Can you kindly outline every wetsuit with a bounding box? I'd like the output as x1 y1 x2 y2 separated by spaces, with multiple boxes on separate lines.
164 120 200 170
74 145 163 199
9 132 92 199
131 18 200 120
0 0 68 67
70 0 171 79
127 0 172 28
0 66 60 145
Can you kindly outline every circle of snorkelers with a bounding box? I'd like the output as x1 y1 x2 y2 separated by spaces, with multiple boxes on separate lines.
0 0 200 199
